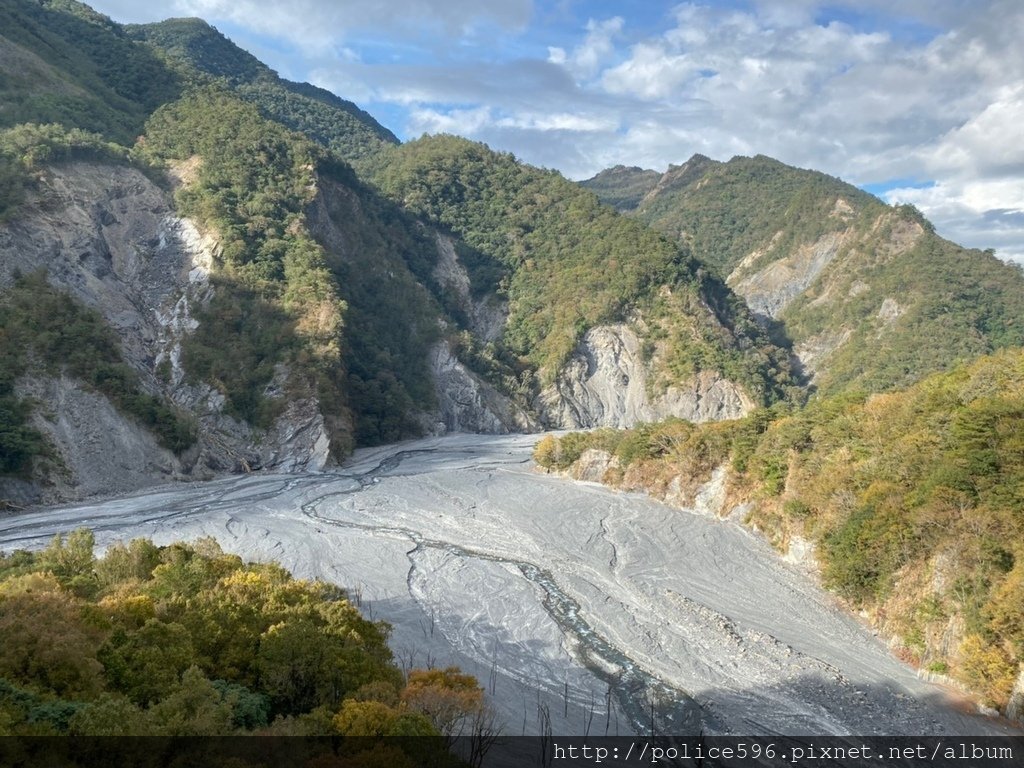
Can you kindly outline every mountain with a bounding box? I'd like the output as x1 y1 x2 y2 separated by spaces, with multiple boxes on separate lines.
125 18 398 167
1 0 795 505
0 0 180 143
371 135 799 427
583 155 1024 395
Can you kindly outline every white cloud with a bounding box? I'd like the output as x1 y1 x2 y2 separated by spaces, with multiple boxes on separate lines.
547 46 567 65
408 106 494 135
884 82 1024 264
169 0 533 51
923 85 1024 179
566 17 623 79
885 183 1024 265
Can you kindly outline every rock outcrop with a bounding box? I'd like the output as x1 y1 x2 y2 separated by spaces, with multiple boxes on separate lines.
13 374 184 503
0 162 335 502
427 341 538 434
728 229 849 320
1007 667 1024 723
433 235 507 343
538 324 754 428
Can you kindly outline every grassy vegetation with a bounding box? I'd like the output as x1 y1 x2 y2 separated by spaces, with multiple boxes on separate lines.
536 349 1024 711
0 530 487 760
0 273 196 476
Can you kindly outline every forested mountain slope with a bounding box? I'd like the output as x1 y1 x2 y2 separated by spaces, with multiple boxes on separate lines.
0 0 180 143
583 156 1024 395
126 17 398 167
372 136 800 428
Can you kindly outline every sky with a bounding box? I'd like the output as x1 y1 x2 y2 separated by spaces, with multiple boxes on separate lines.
89 0 1024 265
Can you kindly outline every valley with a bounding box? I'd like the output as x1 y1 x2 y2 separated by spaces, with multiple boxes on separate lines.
0 433 1010 737
2 0 1024 738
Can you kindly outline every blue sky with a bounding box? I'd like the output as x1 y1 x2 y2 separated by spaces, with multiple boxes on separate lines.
90 0 1024 264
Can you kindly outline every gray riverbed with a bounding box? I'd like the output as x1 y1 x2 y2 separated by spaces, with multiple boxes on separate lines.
0 433 1011 737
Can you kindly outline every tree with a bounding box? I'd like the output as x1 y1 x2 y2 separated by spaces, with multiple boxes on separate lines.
67 694 147 736
0 574 105 698
147 666 234 735
38 529 96 585
100 618 195 705
400 667 484 741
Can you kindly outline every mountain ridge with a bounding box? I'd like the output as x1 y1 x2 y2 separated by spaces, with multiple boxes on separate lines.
582 154 1024 395
125 17 399 167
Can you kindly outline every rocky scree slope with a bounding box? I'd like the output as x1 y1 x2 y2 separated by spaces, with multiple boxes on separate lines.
0 160 333 505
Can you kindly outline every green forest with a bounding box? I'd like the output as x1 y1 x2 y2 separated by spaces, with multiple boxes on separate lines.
372 135 798 402
0 0 180 144
0 531 489 764
126 16 399 167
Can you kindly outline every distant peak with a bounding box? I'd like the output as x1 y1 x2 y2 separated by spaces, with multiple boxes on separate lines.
589 164 656 179
126 17 215 33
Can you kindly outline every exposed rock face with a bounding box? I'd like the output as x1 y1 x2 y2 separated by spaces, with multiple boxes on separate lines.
792 329 852 383
0 162 334 502
14 375 186 500
261 394 333 472
538 324 754 428
729 212 929 386
433 235 507 343
567 448 619 484
690 465 729 517
428 341 538 434
783 536 817 569
1007 667 1024 723
424 237 535 433
728 230 849 319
